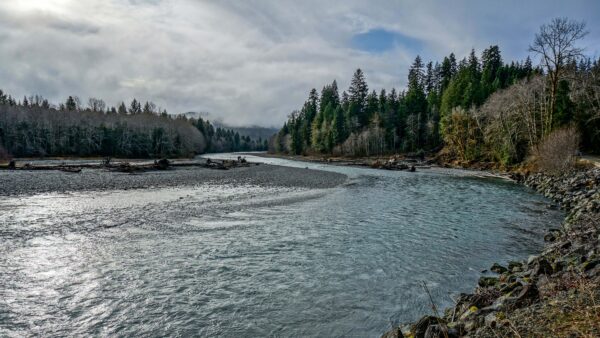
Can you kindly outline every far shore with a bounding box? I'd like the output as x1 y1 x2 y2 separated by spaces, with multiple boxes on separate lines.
252 152 517 181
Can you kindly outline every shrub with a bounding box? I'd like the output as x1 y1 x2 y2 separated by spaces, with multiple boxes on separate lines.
533 126 580 173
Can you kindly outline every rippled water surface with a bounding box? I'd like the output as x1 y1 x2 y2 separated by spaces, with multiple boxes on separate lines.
0 154 563 337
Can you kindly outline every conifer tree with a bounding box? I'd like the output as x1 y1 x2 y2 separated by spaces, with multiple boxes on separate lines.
348 69 369 129
65 96 77 111
129 99 142 115
118 102 128 115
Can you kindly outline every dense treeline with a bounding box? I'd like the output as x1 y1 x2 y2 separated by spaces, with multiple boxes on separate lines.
0 92 267 158
273 46 538 157
273 18 600 166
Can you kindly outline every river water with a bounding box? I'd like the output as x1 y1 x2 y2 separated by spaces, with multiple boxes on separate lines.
0 154 563 337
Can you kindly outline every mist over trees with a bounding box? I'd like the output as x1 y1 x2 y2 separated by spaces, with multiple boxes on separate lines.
273 18 599 165
194 117 269 153
0 92 267 159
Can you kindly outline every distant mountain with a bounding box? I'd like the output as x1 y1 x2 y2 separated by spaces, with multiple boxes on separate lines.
184 112 278 141
213 123 278 141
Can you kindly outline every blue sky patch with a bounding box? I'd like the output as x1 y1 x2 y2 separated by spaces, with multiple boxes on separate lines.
351 28 422 53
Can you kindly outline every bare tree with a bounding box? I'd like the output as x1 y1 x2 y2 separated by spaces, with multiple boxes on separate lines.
529 17 588 130
88 97 106 112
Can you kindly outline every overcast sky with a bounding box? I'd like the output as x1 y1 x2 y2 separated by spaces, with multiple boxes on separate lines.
1 0 598 127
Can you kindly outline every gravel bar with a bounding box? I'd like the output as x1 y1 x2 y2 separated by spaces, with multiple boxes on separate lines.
0 164 347 196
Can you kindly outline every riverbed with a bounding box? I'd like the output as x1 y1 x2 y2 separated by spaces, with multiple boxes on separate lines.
0 154 563 337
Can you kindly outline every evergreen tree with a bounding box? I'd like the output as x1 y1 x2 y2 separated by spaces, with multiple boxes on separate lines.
331 106 346 145
143 101 155 115
365 90 379 124
554 79 575 126
348 69 369 129
129 99 142 114
118 102 128 115
424 61 435 94
405 56 428 150
481 45 502 95
65 96 77 111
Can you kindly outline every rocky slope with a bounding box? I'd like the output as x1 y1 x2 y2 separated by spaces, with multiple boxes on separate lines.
384 167 600 338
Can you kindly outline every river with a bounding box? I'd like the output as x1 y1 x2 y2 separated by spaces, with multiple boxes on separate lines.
0 154 563 337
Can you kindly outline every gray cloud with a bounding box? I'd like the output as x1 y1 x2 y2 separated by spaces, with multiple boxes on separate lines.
0 0 598 127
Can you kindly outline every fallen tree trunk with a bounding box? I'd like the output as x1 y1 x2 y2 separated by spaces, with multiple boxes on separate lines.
0 158 259 173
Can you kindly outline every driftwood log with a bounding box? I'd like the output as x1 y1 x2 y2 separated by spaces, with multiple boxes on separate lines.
0 157 258 173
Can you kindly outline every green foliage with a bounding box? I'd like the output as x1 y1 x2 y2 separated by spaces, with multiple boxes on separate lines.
275 46 538 157
554 80 575 126
275 37 596 161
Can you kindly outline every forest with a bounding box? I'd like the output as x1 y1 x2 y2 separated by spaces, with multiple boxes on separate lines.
272 18 600 167
0 93 268 159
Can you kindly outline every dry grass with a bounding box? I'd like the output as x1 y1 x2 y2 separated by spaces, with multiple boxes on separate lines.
479 274 600 337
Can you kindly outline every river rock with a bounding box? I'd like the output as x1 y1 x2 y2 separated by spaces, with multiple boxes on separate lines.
527 255 538 265
533 258 553 275
513 283 539 308
478 276 498 287
484 311 500 328
424 324 458 338
413 316 439 338
490 263 508 274
582 259 599 272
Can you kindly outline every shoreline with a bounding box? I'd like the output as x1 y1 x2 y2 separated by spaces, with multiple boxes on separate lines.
383 167 600 337
255 152 516 181
260 152 599 336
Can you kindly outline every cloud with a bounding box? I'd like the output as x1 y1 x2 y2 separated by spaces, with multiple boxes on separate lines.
0 0 598 127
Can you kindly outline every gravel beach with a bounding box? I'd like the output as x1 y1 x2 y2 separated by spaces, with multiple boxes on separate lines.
0 164 347 196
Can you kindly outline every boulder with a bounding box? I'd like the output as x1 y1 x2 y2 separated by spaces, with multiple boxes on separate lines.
424 324 458 338
533 258 553 275
413 316 439 338
582 259 599 272
490 263 508 274
513 283 539 308
478 276 499 287
507 261 523 271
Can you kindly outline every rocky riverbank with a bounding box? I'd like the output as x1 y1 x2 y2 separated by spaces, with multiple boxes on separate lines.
384 167 600 338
